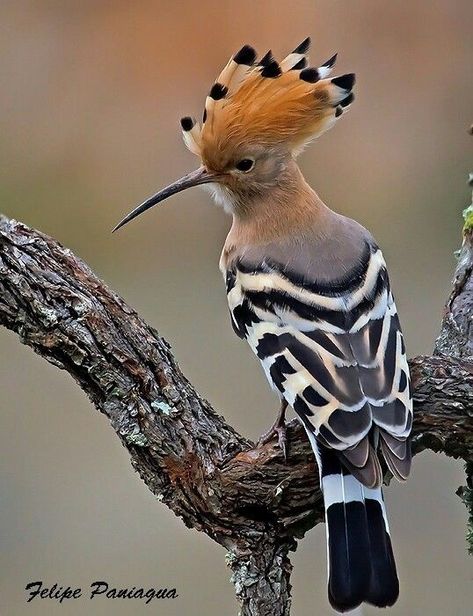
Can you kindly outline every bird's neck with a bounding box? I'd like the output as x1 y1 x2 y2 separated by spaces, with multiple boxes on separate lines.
227 161 330 247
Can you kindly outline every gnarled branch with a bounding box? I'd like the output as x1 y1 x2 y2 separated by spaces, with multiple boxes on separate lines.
0 197 472 615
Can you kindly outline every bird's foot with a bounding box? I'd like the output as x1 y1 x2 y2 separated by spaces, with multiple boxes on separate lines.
258 421 288 460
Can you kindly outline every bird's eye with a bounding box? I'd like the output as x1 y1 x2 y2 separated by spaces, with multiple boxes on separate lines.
235 158 255 172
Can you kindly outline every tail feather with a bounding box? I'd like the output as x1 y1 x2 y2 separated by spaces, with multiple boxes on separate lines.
325 479 371 611
380 432 412 481
363 489 399 608
310 436 399 612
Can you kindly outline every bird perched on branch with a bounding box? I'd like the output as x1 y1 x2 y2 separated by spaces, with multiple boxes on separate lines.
114 38 413 613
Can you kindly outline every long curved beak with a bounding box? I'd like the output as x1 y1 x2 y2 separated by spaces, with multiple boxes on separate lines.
112 167 218 232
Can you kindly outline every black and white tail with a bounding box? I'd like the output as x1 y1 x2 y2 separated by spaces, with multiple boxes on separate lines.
311 438 399 613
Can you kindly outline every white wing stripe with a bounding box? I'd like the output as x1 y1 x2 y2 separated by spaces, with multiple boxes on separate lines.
235 248 385 312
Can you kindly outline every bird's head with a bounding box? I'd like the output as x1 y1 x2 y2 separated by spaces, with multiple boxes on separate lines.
114 38 355 231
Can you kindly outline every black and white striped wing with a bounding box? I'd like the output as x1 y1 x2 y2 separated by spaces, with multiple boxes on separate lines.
226 244 412 486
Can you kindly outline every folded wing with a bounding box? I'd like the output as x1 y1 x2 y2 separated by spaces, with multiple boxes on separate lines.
226 241 412 486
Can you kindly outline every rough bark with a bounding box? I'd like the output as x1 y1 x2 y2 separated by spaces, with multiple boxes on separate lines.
0 199 472 614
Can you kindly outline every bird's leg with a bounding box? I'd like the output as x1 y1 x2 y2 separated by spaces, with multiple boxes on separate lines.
258 399 289 459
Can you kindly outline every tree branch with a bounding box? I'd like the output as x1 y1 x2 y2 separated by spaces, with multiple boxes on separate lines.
0 205 471 614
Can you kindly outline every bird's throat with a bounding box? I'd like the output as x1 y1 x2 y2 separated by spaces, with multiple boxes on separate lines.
228 164 329 245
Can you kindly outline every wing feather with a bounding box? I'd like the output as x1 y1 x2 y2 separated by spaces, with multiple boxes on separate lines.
227 243 412 485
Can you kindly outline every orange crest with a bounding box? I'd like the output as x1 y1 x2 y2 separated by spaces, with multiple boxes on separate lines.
180 38 355 163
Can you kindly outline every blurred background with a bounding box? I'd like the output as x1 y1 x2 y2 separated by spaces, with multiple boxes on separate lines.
1 1 472 615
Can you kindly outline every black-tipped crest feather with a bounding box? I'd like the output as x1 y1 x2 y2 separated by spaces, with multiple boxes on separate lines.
193 42 357 156
209 82 228 100
291 57 308 70
233 44 257 65
261 60 282 78
300 67 320 83
258 50 274 67
293 36 311 55
322 52 338 68
180 116 194 131
340 92 355 107
332 73 356 90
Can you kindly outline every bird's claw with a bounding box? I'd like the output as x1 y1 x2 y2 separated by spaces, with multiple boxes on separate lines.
258 423 288 461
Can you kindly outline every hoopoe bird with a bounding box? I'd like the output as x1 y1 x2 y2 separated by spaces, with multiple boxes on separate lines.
114 38 413 613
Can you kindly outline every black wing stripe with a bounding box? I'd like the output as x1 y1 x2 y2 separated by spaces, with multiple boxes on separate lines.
304 330 351 360
226 243 413 480
303 385 329 406
231 300 260 338
327 402 372 439
371 399 409 431
235 241 374 297
243 268 389 330
245 289 347 329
